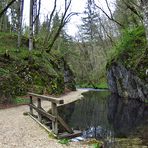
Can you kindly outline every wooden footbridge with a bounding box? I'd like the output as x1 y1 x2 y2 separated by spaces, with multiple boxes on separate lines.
28 92 81 138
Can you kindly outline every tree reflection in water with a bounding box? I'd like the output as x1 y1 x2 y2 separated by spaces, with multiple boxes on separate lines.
58 91 148 146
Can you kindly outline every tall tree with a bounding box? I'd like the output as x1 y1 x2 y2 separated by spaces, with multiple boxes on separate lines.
29 0 34 51
33 0 41 36
18 0 24 48
80 0 98 42
10 2 18 32
46 0 77 52
141 0 148 41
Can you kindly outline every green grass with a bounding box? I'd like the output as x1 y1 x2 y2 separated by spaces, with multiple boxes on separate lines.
96 82 108 89
77 81 108 89
84 139 103 148
13 97 29 104
92 143 101 148
58 138 70 145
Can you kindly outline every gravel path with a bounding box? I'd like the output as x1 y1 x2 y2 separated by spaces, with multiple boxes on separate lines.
0 89 90 148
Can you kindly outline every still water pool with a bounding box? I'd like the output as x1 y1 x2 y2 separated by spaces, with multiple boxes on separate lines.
58 90 148 147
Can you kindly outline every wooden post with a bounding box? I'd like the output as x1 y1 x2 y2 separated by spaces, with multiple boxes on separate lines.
52 102 58 134
37 98 42 122
30 96 33 115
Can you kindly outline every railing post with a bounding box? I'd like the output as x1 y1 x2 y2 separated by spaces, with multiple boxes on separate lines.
37 98 42 122
30 96 33 115
52 102 58 135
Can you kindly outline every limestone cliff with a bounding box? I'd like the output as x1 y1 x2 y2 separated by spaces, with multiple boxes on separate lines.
107 62 148 102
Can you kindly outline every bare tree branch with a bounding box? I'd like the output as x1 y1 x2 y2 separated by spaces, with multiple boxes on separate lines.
47 0 57 32
105 0 113 19
46 0 78 53
98 18 115 46
33 0 41 24
95 3 124 28
0 0 16 18
43 0 57 43
64 12 79 24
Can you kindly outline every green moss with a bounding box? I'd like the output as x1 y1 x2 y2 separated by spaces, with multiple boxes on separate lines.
107 26 148 81
77 80 108 89
0 33 65 104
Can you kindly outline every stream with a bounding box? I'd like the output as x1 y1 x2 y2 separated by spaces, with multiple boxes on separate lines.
58 90 148 148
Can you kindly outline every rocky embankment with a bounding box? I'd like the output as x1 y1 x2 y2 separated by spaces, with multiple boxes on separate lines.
107 62 148 102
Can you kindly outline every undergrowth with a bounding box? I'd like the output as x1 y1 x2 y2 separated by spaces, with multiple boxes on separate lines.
0 32 65 104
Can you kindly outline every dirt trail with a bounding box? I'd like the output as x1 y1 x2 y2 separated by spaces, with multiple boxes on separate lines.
0 89 89 148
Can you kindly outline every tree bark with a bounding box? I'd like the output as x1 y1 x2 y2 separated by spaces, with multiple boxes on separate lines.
29 0 33 51
18 0 24 48
33 0 41 35
141 0 148 41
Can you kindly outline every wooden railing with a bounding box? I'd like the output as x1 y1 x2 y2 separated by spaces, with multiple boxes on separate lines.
28 92 73 135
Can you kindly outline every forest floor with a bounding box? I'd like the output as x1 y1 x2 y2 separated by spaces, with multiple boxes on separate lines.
0 89 90 148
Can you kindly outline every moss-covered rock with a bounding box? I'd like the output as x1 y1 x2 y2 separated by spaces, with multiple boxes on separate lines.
107 26 148 102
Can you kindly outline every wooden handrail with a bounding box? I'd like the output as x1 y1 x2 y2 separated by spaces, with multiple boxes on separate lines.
29 104 56 122
28 92 64 104
28 92 73 135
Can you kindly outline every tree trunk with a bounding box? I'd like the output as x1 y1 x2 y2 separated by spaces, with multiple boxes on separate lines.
141 0 148 41
34 0 41 36
29 0 33 51
18 0 24 48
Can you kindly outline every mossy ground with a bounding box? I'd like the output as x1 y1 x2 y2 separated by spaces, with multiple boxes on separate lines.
0 32 65 104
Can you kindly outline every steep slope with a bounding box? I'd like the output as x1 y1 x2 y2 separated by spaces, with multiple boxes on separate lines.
107 26 148 102
0 33 75 104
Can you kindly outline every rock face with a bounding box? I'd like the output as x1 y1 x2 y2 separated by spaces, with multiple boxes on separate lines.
107 62 148 102
64 60 76 91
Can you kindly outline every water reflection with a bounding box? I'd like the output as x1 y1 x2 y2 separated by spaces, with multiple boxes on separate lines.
58 91 111 132
108 94 148 137
58 91 148 146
